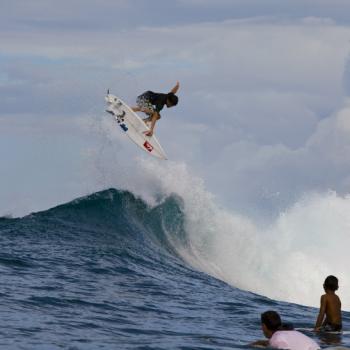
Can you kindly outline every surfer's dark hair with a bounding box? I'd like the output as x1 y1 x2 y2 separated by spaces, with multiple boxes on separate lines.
261 311 282 332
324 275 339 291
167 92 178 106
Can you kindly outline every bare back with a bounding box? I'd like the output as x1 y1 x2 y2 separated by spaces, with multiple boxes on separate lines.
324 293 341 326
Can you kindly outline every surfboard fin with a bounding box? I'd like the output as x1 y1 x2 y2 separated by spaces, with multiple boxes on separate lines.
105 109 114 115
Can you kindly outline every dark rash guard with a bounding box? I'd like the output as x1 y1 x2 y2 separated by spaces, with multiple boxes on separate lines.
139 91 168 113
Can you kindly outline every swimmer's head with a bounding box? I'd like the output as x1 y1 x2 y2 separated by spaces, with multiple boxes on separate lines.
261 311 282 338
324 275 339 292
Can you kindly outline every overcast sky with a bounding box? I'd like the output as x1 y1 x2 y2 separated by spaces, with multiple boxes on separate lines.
1 0 350 219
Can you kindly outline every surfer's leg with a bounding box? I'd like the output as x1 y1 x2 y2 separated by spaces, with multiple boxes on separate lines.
132 106 153 119
136 95 155 115
144 112 160 137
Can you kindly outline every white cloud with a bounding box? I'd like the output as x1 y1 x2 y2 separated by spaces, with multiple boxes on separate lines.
1 8 350 219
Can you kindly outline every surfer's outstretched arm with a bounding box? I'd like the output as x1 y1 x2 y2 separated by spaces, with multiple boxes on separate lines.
170 81 180 94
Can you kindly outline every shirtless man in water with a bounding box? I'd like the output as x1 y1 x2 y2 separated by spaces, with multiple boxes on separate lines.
131 82 180 137
315 275 342 332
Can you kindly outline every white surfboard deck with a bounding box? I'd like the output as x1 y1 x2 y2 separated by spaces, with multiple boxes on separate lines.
105 93 167 160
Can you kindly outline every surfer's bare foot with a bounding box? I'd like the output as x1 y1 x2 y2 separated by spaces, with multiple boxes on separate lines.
143 130 153 137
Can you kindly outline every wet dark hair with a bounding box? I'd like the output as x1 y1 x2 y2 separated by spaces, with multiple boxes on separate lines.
166 92 178 106
261 311 282 332
324 275 339 291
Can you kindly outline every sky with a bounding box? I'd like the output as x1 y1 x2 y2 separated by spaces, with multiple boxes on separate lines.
1 0 350 219
3 0 350 311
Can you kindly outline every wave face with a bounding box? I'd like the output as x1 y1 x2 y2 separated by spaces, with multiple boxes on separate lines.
0 188 349 349
117 160 350 313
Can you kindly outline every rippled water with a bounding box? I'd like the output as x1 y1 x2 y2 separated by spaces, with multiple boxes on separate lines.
0 189 349 349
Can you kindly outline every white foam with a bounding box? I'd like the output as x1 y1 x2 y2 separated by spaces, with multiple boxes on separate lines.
137 159 350 311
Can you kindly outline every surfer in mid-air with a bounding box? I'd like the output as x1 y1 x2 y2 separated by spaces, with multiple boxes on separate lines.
131 81 180 137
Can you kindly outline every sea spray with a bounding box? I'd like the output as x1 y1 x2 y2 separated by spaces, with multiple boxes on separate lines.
137 159 350 310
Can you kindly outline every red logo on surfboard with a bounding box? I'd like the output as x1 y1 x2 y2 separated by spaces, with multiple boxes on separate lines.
143 141 153 152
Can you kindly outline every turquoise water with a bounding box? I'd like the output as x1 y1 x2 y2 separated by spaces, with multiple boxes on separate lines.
0 189 349 349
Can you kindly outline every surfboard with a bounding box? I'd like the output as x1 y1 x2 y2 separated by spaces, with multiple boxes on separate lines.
296 327 350 335
105 92 167 160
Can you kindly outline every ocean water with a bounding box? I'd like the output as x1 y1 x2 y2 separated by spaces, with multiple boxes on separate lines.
0 188 349 349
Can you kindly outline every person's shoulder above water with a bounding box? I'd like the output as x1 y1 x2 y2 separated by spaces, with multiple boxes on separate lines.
315 275 342 332
251 311 320 350
270 330 320 350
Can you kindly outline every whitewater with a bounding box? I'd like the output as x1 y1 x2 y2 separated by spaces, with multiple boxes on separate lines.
105 158 350 311
1 158 350 349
